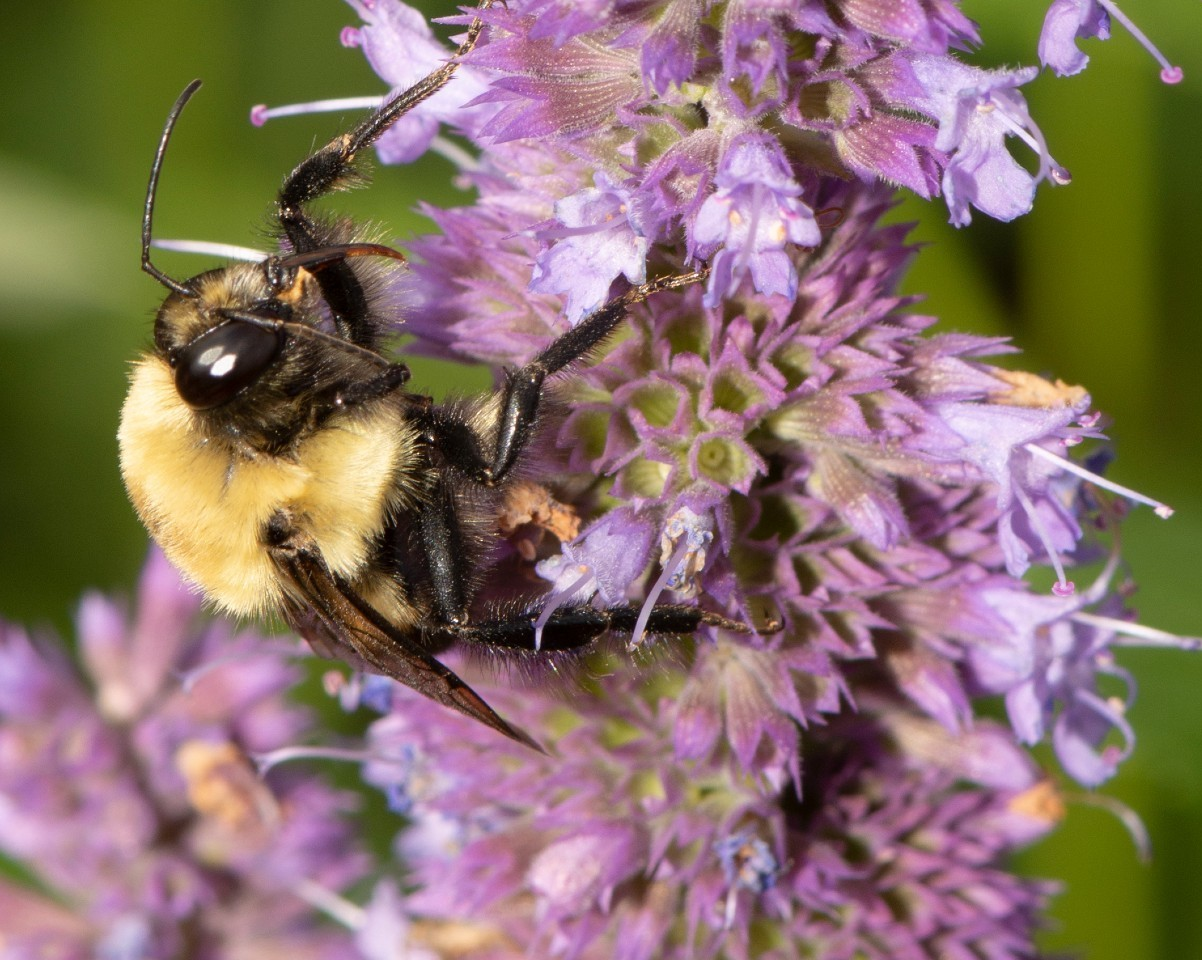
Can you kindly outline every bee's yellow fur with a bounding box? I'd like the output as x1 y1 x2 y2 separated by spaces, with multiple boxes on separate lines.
118 356 420 622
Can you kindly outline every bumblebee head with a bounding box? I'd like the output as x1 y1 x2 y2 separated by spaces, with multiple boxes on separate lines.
137 81 295 413
139 80 406 416
153 264 298 410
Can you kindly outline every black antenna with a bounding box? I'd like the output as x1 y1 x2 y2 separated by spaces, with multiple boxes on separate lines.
142 79 203 297
217 309 399 372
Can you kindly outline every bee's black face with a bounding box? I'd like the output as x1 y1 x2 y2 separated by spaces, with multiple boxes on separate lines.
172 318 285 409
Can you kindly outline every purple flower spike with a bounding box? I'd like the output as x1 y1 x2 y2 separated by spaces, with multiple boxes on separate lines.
0 550 368 958
235 0 1198 952
360 684 1059 958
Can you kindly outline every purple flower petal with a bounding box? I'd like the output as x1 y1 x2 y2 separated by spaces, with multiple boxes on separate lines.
529 174 648 323
692 134 821 306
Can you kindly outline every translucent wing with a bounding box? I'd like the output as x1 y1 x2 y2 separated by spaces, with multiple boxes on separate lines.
273 550 543 752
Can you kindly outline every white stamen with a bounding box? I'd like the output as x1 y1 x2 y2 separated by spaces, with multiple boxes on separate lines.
533 566 594 652
991 96 1072 186
628 535 691 652
1079 548 1122 606
723 887 739 929
251 743 397 775
293 878 367 930
1096 0 1183 84
251 95 384 126
1073 612 1202 650
732 184 764 281
153 238 269 262
1024 442 1174 517
429 134 482 173
174 639 302 691
1072 792 1152 862
1013 481 1073 595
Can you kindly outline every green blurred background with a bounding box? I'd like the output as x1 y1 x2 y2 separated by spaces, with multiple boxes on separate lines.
1 1 1199 956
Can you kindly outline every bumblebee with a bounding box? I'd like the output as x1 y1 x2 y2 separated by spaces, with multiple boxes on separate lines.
119 6 740 750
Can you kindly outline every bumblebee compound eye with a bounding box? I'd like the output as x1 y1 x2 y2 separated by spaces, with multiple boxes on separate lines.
173 320 284 409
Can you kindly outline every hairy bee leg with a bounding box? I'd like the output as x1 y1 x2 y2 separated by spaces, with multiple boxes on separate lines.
311 362 412 422
274 0 493 346
413 472 749 652
412 271 712 633
422 270 710 486
277 2 491 215
431 602 749 653
279 6 491 212
418 476 473 626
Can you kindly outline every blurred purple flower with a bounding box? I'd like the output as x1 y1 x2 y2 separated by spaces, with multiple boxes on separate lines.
0 550 369 958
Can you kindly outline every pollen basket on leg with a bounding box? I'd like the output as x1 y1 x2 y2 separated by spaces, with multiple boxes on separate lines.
118 357 416 617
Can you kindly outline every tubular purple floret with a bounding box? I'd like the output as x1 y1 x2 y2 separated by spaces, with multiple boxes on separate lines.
1073 613 1202 650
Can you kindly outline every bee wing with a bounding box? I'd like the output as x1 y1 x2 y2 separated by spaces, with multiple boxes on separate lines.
274 551 544 752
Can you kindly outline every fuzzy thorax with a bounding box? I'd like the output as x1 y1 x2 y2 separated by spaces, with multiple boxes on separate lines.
118 356 417 619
